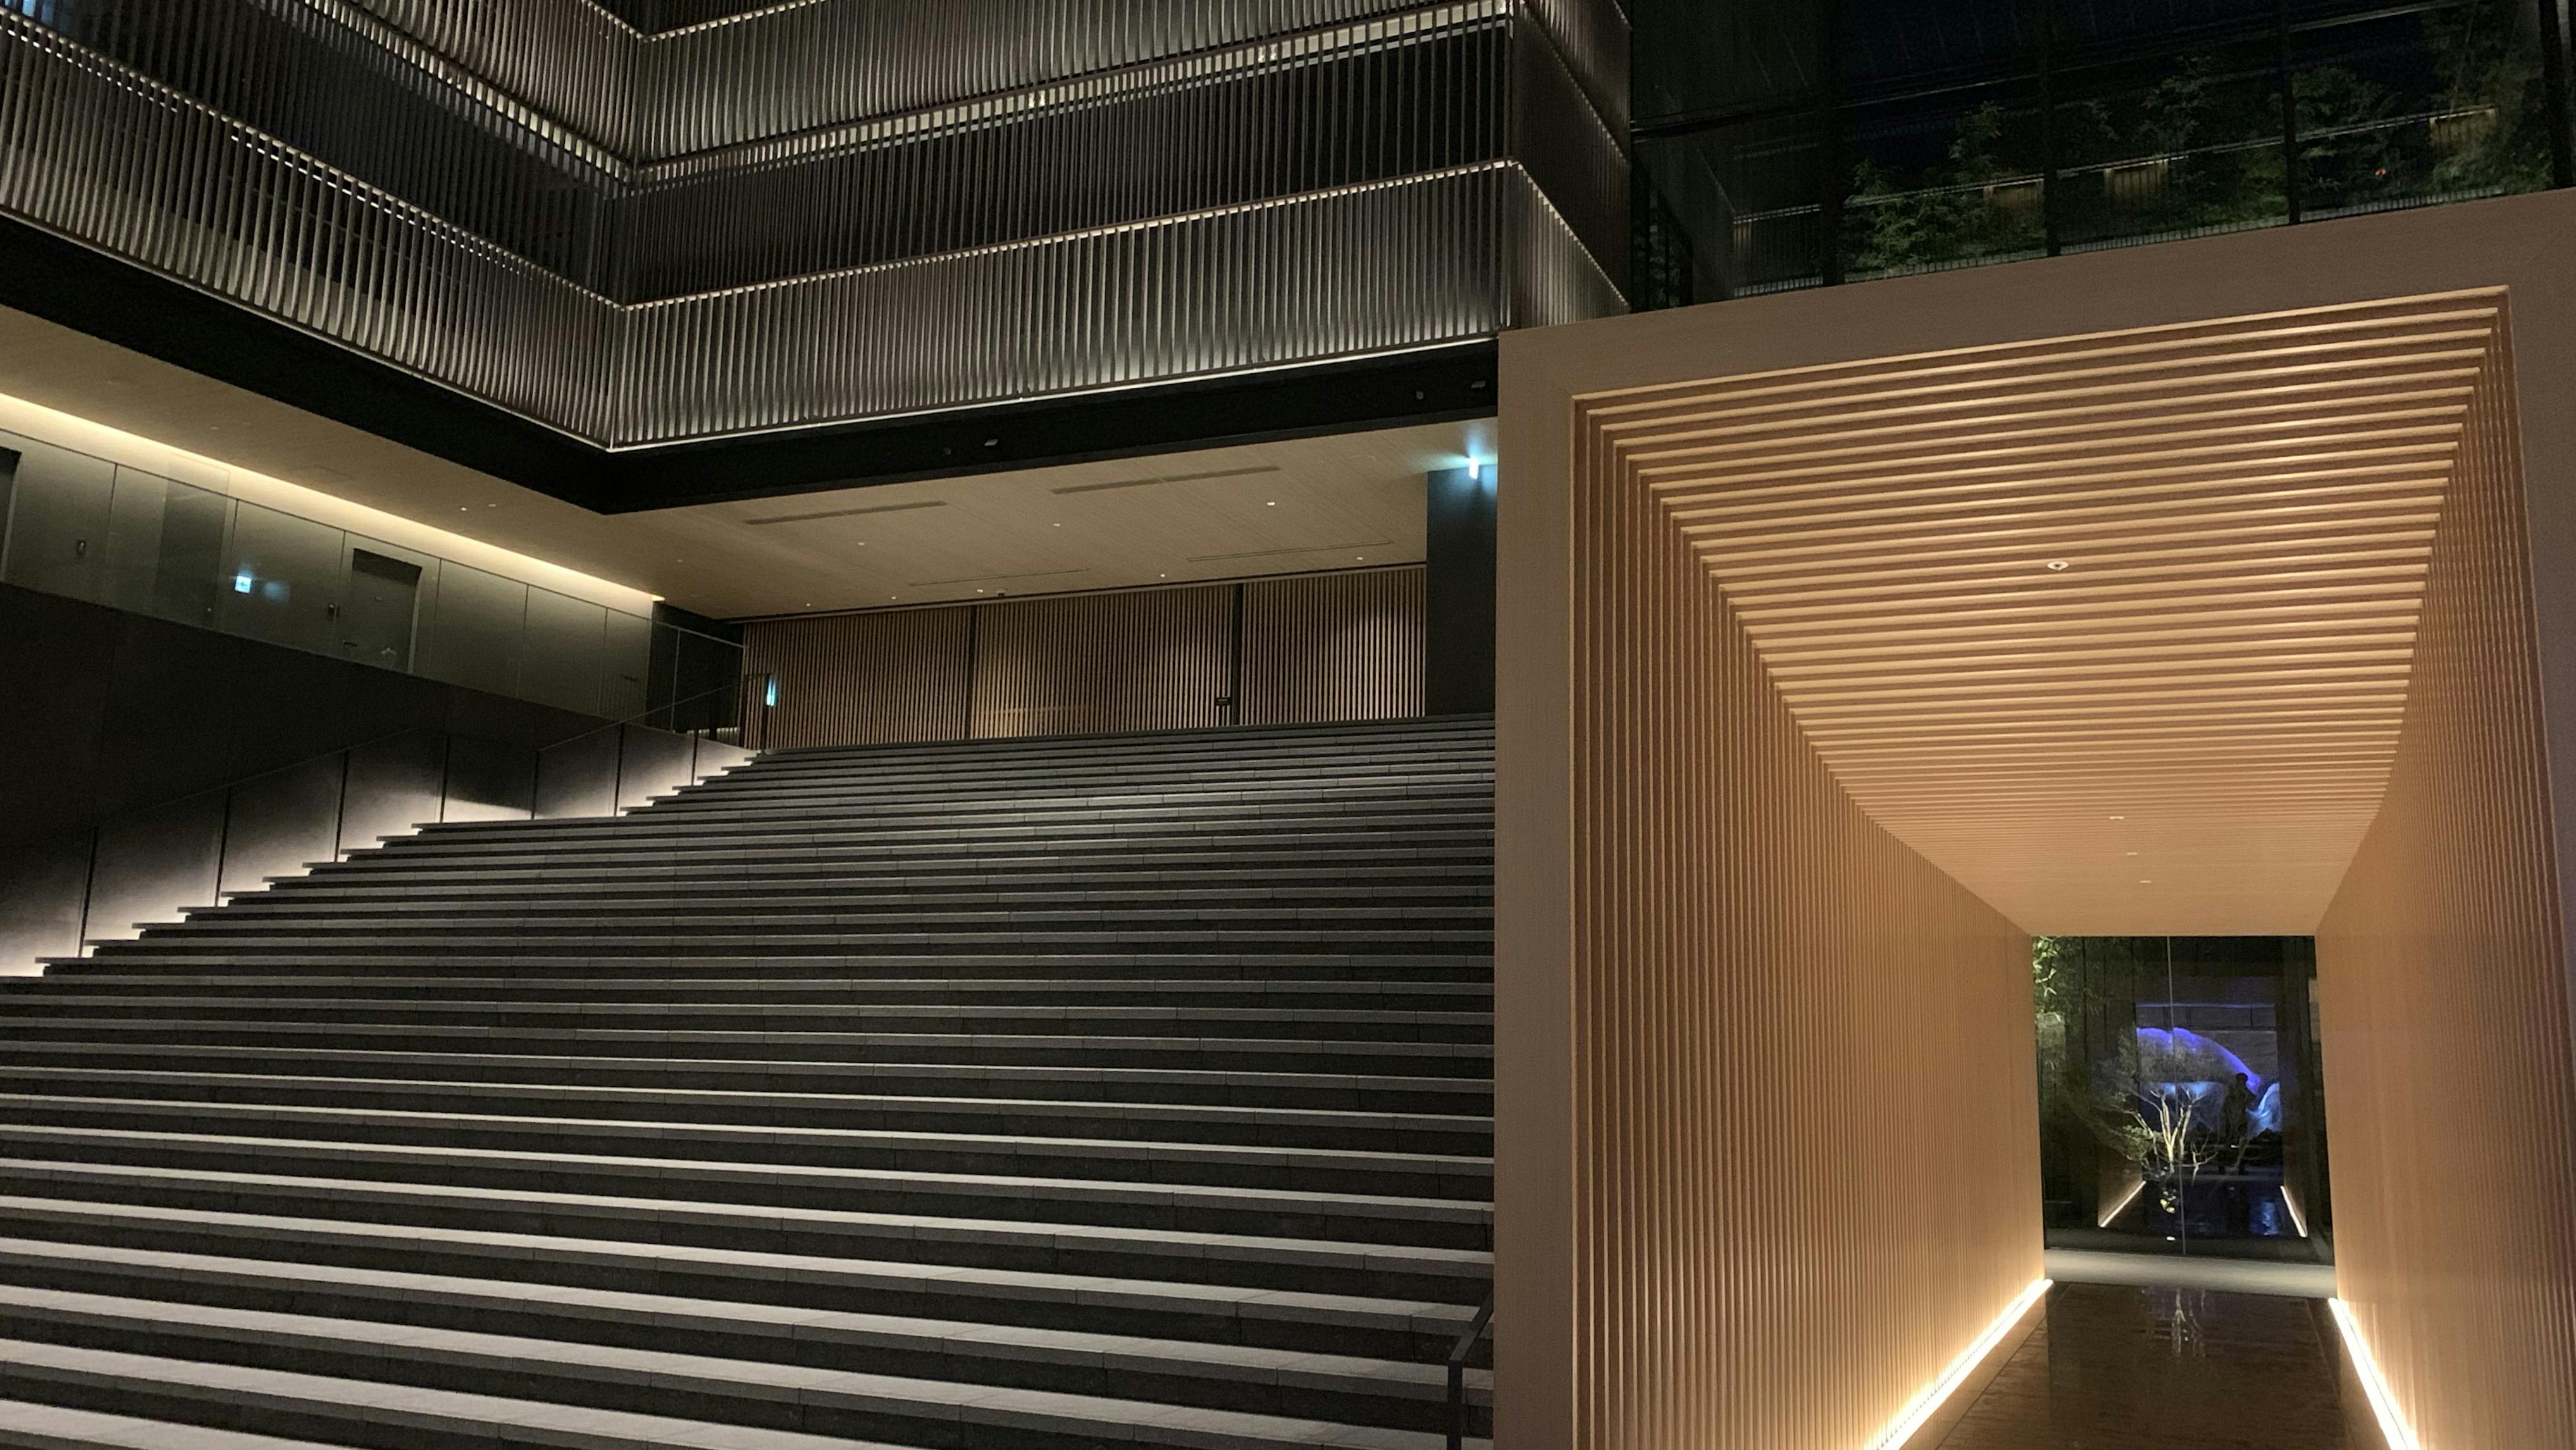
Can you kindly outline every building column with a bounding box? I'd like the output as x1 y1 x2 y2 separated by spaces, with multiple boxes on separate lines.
1425 464 1496 716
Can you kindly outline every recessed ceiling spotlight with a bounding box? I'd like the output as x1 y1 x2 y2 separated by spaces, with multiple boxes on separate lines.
2125 851 2138 857
2138 879 2155 885
2108 814 2126 821
1265 501 1277 507
2046 560 2070 571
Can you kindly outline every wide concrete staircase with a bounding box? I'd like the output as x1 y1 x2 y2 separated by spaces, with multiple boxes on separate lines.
0 717 1494 1450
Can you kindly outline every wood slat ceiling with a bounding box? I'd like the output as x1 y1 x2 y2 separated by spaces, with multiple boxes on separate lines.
1595 293 2505 933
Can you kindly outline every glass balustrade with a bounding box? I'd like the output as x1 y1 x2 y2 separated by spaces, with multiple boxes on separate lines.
0 427 737 719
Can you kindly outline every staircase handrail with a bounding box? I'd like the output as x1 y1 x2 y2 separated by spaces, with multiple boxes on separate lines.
58 678 756 846
1446 1289 1495 1450
535 674 771 753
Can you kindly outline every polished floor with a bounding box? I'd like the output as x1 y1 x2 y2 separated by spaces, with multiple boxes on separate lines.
1935 1282 2351 1448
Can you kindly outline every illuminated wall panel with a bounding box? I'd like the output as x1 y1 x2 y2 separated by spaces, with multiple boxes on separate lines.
1495 364 2043 1450
968 587 1234 740
1239 568 1426 725
742 567 1433 748
740 606 975 748
1499 194 2576 1450
2314 316 2576 1450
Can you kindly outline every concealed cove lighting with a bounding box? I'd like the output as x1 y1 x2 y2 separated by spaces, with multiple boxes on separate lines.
1862 1278 2052 1450
2098 1175 2146 1227
1467 457 1482 481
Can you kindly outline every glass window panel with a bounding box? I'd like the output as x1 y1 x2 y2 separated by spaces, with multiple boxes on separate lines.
1847 0 2039 89
602 609 653 719
1633 3 1826 123
2033 936 2331 1253
151 480 231 629
219 500 345 654
521 586 607 716
2055 40 2289 249
2295 1 2559 222
0 432 116 602
1637 113 1834 300
420 561 526 698
101 467 174 616
1843 85 2049 280
101 469 232 628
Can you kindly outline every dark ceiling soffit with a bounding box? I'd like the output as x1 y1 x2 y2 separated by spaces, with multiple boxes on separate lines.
0 215 612 501
0 216 1498 516
603 345 1499 514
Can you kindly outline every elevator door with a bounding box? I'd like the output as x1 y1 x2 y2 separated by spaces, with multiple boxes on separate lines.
342 549 423 671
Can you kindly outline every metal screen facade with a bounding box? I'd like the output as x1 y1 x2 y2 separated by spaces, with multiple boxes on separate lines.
0 0 1626 451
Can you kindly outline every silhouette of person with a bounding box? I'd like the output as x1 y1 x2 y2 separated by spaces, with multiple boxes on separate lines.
2221 1072 2258 1170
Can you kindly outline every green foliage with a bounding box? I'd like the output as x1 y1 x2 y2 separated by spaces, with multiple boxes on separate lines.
2422 0 2557 196
1848 102 2044 275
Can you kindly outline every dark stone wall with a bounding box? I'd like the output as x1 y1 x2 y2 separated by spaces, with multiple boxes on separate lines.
0 580 601 849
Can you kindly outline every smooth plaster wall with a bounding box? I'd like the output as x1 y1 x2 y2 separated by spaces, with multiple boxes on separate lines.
1498 190 2576 1447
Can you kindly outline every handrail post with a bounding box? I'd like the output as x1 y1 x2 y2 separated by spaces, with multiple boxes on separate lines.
1446 1289 1494 1449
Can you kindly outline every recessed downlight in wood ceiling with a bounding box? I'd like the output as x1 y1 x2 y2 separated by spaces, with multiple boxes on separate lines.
1592 292 2507 933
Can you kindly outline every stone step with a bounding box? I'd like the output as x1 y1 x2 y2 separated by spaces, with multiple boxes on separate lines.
0 997 1494 1046
11 719 1498 1445
0 1329 1489 1450
0 1200 1473 1360
0 1094 1492 1199
0 1067 1490 1151
0 1127 1492 1248
0 1159 1490 1300
0 1262 1492 1437
0 1022 1494 1079
0 976 1492 1011
0 1396 354 1450
0 1043 1495 1114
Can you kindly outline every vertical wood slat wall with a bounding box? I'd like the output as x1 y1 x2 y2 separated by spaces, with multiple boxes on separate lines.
969 586 1234 740
739 566 1428 748
1239 567 1425 726
1538 396 2043 1449
735 606 975 748
2314 318 2576 1449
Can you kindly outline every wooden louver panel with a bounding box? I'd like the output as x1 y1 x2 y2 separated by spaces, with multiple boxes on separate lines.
1238 567 1426 726
967 586 1234 739
1590 294 2505 933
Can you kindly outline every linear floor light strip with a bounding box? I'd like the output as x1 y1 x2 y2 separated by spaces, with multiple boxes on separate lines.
1865 1277 2053 1450
2098 1175 2146 1228
2281 1183 2311 1239
2330 1298 2426 1450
